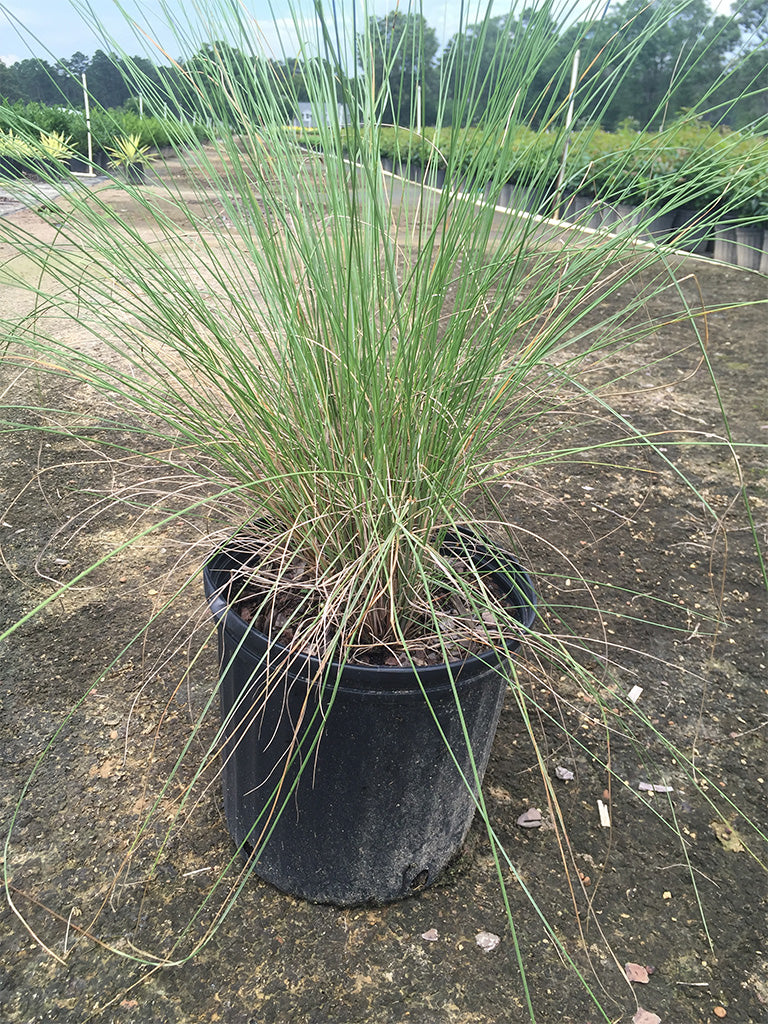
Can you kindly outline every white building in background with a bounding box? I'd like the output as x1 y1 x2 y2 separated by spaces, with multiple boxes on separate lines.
291 101 348 129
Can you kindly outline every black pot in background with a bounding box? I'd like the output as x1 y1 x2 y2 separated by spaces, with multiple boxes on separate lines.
0 156 27 180
670 206 713 255
714 226 738 264
117 163 149 186
203 532 536 906
69 152 108 174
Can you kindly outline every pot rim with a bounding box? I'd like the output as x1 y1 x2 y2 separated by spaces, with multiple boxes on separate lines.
203 527 536 688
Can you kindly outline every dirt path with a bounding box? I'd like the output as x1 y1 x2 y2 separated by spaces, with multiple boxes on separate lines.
0 188 766 1024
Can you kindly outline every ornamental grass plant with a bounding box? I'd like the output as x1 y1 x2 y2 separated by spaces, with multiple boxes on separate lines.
0 0 766 1018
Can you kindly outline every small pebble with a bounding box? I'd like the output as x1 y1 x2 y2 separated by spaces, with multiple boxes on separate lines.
516 807 543 828
475 931 501 952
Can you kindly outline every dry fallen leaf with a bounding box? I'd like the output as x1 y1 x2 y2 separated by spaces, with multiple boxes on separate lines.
711 821 746 852
488 784 513 804
421 928 439 942
625 962 650 984
516 807 543 829
475 931 501 952
632 1009 662 1024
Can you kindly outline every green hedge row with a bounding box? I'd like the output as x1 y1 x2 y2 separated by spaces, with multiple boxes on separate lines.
3 103 765 227
566 121 768 223
367 120 768 225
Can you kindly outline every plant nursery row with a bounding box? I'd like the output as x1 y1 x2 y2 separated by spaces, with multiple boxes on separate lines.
2 102 766 272
0 100 209 175
315 118 768 271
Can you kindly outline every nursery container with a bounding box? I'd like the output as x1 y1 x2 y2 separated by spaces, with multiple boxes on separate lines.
734 226 764 271
204 533 536 905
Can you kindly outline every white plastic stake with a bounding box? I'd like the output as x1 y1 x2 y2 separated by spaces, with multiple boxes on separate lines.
82 72 95 176
553 48 580 219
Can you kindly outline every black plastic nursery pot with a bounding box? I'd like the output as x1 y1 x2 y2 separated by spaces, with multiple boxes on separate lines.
0 156 26 180
203 534 536 906
69 152 109 174
117 163 148 186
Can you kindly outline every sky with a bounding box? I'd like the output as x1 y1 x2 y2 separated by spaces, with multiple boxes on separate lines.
1 0 734 67
1 0 593 65
1 0 462 65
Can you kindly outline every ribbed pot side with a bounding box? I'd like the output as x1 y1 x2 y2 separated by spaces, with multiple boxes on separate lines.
204 540 536 905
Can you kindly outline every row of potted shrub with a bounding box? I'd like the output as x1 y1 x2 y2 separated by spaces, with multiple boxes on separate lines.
358 119 768 270
3 104 765 270
0 100 209 177
370 119 768 214
0 125 156 181
561 121 768 269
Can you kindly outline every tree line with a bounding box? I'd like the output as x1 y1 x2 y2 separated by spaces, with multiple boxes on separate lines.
1 0 765 130
371 0 766 130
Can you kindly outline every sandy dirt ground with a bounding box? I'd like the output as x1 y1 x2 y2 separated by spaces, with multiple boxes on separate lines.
0 172 766 1024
